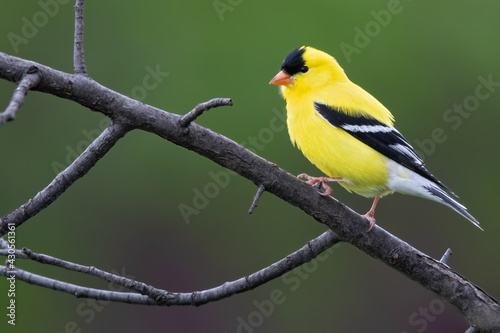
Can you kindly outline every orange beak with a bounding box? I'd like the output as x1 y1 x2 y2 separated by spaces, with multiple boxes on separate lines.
269 70 292 86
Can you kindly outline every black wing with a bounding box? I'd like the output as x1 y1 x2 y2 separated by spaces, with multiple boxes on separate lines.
314 102 452 193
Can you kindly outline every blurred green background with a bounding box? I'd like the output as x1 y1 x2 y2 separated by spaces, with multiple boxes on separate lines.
1 1 499 332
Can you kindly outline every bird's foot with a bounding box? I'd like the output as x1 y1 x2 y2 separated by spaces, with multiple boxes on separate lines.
362 213 377 232
362 196 380 232
297 173 343 196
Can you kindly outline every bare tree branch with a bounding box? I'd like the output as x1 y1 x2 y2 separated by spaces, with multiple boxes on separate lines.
0 65 40 125
179 97 233 127
0 230 340 305
0 51 499 330
0 247 158 301
0 122 128 236
248 184 265 214
73 0 87 75
0 264 156 305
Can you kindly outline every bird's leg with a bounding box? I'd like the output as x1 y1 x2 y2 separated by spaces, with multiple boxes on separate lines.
297 173 344 196
363 196 380 232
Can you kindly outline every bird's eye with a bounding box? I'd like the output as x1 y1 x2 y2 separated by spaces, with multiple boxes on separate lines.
300 66 309 73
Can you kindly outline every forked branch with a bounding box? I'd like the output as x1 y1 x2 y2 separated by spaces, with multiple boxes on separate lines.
0 230 340 305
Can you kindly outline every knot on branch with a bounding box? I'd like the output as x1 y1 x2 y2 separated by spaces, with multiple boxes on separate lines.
26 65 39 75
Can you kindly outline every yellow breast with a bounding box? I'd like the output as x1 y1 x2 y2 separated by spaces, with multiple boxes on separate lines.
285 94 391 198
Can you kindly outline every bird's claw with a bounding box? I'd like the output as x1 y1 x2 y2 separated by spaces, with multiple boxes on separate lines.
362 214 377 232
297 174 342 196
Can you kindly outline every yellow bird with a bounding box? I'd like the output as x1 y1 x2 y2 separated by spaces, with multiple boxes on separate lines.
270 46 481 231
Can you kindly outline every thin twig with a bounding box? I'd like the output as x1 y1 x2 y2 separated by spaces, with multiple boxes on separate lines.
0 230 340 305
0 122 128 236
248 184 265 214
73 0 87 75
439 248 453 265
26 247 154 295
0 66 40 125
179 98 233 127
0 247 154 294
0 264 157 305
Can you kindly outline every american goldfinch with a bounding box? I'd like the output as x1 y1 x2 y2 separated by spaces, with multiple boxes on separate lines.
270 46 481 231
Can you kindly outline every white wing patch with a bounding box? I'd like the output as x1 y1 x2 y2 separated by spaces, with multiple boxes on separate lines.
341 124 395 133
